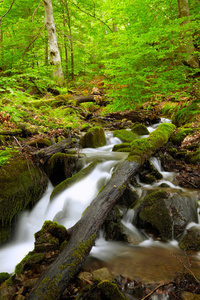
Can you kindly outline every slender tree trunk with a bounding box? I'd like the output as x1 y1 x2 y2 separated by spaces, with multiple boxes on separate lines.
65 0 74 80
61 0 69 79
43 0 64 80
177 0 199 68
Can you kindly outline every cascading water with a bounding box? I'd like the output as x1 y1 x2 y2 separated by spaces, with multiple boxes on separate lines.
0 118 200 299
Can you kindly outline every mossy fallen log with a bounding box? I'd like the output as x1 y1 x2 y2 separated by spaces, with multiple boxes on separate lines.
27 123 175 300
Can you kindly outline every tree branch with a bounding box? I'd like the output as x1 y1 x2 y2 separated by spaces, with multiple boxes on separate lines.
0 0 16 21
69 0 113 32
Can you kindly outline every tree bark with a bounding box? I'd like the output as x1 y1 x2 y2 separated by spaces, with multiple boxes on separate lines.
177 0 199 68
27 123 175 300
43 0 64 80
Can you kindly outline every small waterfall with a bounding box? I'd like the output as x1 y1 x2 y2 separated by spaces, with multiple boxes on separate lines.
0 121 200 300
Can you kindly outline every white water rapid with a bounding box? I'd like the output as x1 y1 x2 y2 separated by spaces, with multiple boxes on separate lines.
0 118 200 299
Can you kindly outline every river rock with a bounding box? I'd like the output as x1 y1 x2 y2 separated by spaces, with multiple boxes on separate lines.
79 126 106 148
45 153 83 186
179 226 200 251
113 129 137 143
92 267 113 281
131 123 149 135
134 189 198 241
139 159 163 184
0 151 48 245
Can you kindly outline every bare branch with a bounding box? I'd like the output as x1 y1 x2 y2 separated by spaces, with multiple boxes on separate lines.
0 0 16 21
69 0 113 32
21 28 43 57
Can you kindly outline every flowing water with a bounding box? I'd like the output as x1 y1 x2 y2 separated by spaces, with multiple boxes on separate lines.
0 119 200 298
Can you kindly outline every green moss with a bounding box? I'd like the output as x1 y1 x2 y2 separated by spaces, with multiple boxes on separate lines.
35 220 68 244
50 160 101 200
131 123 149 135
97 280 126 299
0 150 13 167
113 129 137 143
79 126 106 148
171 128 194 146
128 138 152 164
15 252 45 274
0 273 10 285
80 123 92 131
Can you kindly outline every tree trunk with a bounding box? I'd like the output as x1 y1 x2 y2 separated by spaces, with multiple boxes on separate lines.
43 0 64 80
27 123 175 300
177 0 199 68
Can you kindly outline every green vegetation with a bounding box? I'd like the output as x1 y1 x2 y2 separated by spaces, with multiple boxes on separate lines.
0 150 13 167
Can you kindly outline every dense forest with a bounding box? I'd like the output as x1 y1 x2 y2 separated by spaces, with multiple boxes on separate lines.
0 0 199 110
0 0 200 299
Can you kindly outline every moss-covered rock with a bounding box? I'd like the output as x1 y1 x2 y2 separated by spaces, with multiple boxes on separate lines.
134 189 198 241
97 280 126 300
45 153 83 186
131 123 149 135
179 226 200 251
34 221 68 245
171 128 194 146
0 151 48 245
0 273 10 285
79 126 106 148
136 190 172 241
50 160 101 200
139 160 163 184
113 129 137 143
112 143 131 152
185 147 200 164
28 138 51 148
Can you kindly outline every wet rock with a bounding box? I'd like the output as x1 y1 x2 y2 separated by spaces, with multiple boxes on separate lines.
179 226 200 251
79 126 106 148
139 159 163 184
0 151 48 245
113 129 137 143
118 184 139 208
92 268 113 281
131 123 149 135
45 153 83 186
77 272 93 288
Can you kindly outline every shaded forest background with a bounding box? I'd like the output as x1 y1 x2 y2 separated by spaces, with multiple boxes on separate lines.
0 0 199 112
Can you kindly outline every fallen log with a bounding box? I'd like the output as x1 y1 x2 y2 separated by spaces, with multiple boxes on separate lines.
27 123 176 300
76 94 103 106
105 109 160 125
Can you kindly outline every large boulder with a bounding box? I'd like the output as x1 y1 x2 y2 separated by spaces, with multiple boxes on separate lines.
0 151 48 245
79 126 106 148
133 189 198 241
131 123 149 135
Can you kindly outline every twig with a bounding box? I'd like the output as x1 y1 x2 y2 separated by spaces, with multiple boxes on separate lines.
170 252 200 284
13 136 23 149
141 282 171 300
